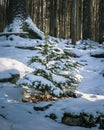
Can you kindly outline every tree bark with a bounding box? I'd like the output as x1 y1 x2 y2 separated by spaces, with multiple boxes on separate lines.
82 0 92 39
99 0 104 43
5 0 44 39
49 0 57 37
70 0 77 44
7 0 27 24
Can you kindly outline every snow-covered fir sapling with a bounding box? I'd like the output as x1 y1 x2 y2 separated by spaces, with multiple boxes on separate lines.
17 37 83 102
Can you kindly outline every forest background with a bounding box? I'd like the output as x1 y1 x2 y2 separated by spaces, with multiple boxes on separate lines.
0 0 104 43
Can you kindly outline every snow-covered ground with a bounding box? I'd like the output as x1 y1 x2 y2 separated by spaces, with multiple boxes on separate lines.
0 35 104 130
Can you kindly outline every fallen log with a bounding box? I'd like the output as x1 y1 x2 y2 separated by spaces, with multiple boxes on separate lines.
0 32 28 37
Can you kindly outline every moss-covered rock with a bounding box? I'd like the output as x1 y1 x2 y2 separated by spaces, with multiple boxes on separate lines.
62 112 96 128
0 69 20 84
34 104 52 111
61 112 104 129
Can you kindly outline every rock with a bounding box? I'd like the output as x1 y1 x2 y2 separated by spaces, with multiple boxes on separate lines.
34 104 52 111
62 112 96 128
49 113 57 120
10 73 20 83
90 49 104 58
62 114 81 126
91 53 104 58
15 46 35 50
45 113 57 120
0 69 20 84
63 48 81 58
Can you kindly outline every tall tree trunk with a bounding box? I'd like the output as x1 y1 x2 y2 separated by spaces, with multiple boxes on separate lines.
49 0 57 37
70 0 77 44
5 0 44 39
99 0 104 43
63 0 67 38
95 0 100 42
76 0 82 41
0 0 8 32
40 0 43 31
91 0 100 42
7 0 27 25
82 0 92 39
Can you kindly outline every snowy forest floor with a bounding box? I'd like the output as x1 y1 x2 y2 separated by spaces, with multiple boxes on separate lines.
0 35 104 130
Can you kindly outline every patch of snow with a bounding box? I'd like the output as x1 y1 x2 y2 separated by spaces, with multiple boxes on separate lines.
0 58 33 78
90 48 104 55
0 27 104 130
25 17 45 39
0 116 11 130
4 18 23 32
30 62 45 70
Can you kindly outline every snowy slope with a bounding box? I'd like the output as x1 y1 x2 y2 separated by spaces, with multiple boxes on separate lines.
0 35 104 130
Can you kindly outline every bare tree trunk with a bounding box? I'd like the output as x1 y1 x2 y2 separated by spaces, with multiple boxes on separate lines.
99 0 104 43
7 0 27 25
70 0 77 44
49 0 57 37
82 0 92 39
5 0 44 39
0 0 8 32
76 0 82 41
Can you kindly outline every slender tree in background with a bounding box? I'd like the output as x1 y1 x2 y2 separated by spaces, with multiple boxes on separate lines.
91 0 100 42
70 0 76 44
0 0 7 32
82 0 92 39
49 0 57 37
99 0 104 43
76 0 82 41
70 0 82 44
